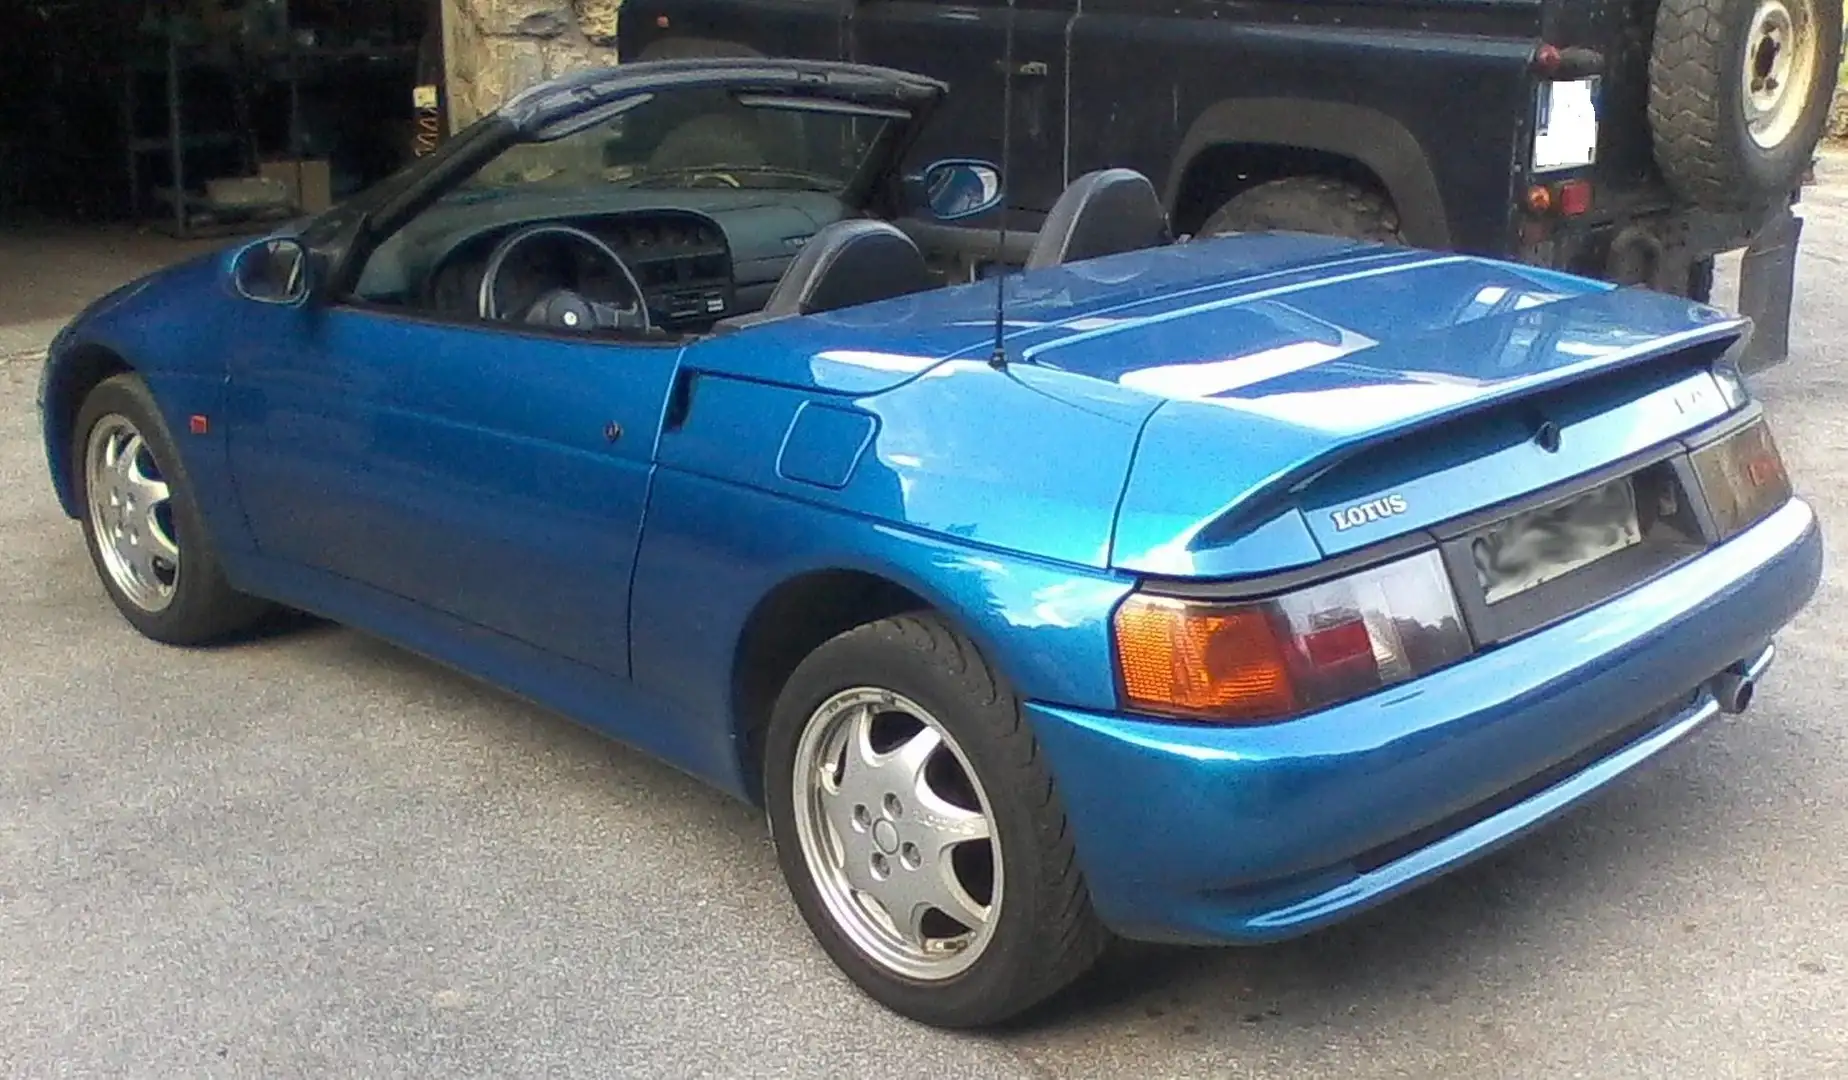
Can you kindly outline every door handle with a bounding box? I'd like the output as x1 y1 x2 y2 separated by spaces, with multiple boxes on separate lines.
991 59 1049 77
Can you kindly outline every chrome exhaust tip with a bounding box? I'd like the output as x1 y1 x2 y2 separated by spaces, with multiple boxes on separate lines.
1715 644 1776 715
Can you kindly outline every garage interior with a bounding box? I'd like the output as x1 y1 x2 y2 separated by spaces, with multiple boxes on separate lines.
0 0 445 356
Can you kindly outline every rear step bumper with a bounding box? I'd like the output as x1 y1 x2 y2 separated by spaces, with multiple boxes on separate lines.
1027 496 1822 946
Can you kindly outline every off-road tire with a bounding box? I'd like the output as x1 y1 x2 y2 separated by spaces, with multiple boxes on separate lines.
73 373 271 645
1198 176 1403 243
763 613 1109 1028
1649 0 1843 209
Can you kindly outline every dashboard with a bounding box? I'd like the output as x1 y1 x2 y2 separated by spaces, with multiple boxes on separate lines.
354 189 858 335
427 210 737 330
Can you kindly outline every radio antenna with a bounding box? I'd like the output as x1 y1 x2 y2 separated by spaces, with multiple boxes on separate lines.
988 0 1018 370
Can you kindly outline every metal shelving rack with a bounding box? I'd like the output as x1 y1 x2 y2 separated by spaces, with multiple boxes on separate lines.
124 30 244 237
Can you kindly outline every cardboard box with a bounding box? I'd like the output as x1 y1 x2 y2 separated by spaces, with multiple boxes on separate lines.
259 158 333 213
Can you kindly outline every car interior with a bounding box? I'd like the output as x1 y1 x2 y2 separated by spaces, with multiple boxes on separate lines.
342 84 1175 342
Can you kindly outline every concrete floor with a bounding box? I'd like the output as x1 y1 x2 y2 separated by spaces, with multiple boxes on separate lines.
3 168 1847 1076
0 224 227 359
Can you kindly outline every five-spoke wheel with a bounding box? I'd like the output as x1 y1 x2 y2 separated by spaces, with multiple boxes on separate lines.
766 613 1107 1028
73 373 270 644
792 687 1002 982
84 414 180 613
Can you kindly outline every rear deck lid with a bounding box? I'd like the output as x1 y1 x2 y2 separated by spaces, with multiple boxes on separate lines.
1074 249 1747 576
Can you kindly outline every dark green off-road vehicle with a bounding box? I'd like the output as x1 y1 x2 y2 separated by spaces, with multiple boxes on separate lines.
619 0 1842 367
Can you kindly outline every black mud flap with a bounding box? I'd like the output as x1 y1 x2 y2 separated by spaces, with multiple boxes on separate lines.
1736 208 1801 372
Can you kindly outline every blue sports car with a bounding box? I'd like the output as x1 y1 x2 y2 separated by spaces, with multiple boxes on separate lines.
38 58 1822 1028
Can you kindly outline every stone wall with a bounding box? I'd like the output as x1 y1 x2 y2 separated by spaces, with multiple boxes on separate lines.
442 0 625 131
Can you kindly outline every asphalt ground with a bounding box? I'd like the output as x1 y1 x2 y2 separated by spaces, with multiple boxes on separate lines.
3 167 1846 1077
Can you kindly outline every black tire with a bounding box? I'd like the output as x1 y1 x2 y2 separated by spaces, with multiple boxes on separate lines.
1198 176 1403 242
1649 0 1843 209
763 613 1108 1028
72 373 271 645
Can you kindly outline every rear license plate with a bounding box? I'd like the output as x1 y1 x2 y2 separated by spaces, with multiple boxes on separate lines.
1470 477 1643 604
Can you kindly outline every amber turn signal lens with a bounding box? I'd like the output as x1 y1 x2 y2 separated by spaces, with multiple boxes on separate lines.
1113 595 1298 720
1112 551 1472 724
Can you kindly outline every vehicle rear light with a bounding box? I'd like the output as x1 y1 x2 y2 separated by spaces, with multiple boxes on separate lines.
1689 418 1791 539
1558 179 1593 215
1525 184 1553 213
1112 550 1472 723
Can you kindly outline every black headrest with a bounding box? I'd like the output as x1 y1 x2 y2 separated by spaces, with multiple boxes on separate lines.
1025 168 1172 270
764 218 932 318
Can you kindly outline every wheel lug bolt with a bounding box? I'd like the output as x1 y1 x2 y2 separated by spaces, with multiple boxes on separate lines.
883 793 902 818
900 842 921 870
852 804 871 830
871 852 889 877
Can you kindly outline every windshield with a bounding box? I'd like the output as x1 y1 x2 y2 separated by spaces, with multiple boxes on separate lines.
446 87 901 202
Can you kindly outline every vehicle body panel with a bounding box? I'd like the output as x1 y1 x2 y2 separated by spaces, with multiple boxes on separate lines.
220 304 679 676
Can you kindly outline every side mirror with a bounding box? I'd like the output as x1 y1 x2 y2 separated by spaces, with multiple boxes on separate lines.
915 159 1004 221
231 237 312 305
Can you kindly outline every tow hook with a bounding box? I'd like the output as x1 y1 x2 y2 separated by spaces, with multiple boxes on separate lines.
1714 644 1776 715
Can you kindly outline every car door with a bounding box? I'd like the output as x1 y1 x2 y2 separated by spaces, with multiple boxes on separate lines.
217 60 946 678
222 305 676 678
850 0 1075 215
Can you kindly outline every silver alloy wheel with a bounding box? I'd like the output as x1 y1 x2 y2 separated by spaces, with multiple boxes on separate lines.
1743 0 1821 150
84 414 180 612
791 686 1003 981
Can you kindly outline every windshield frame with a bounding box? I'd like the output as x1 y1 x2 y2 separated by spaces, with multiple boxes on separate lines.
444 89 913 206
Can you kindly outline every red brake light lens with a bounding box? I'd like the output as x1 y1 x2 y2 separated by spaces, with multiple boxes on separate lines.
1557 178 1593 215
1114 551 1472 723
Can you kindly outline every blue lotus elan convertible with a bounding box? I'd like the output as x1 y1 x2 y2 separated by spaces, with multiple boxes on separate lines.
37 58 1822 1028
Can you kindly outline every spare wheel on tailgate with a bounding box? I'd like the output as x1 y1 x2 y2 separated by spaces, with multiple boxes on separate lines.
1649 0 1843 208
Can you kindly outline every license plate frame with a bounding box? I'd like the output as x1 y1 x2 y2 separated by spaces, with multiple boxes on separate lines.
1470 475 1644 605
1435 455 1708 647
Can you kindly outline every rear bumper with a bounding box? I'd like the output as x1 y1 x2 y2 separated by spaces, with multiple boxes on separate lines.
1028 496 1823 945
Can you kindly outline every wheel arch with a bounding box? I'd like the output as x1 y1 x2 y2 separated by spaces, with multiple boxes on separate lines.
727 564 1027 805
1165 98 1450 247
41 341 135 518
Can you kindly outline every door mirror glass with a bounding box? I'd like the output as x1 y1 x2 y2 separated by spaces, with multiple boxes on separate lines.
917 159 1004 221
232 237 311 305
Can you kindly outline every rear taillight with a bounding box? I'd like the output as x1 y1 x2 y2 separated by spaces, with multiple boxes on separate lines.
1689 418 1792 540
1112 551 1472 723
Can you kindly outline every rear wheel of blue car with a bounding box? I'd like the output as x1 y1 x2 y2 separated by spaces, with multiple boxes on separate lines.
764 613 1108 1028
73 373 271 645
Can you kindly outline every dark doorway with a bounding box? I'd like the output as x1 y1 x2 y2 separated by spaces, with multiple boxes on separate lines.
0 0 443 232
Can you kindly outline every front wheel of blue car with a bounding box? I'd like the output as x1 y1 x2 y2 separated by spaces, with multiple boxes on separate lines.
73 374 271 645
764 613 1108 1028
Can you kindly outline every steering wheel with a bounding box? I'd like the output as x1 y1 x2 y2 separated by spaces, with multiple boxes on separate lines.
477 223 653 334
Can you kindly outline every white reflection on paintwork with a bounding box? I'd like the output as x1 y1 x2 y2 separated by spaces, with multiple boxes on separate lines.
1118 327 1380 399
812 349 939 373
1553 339 1627 358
